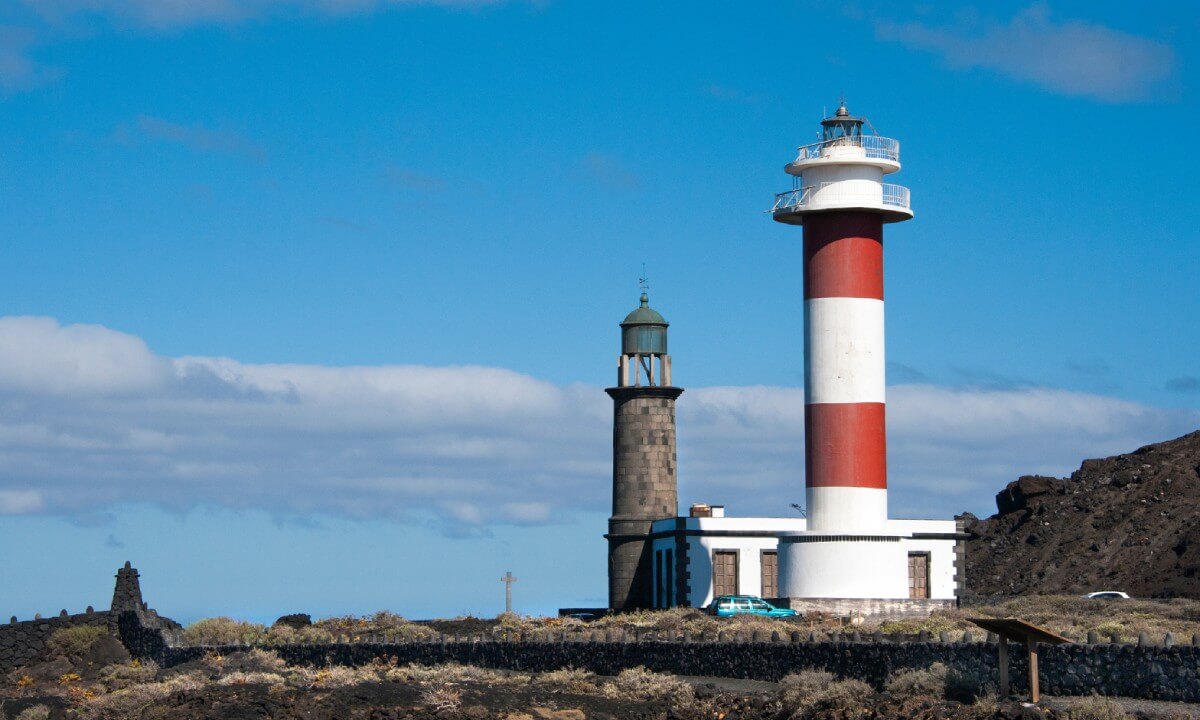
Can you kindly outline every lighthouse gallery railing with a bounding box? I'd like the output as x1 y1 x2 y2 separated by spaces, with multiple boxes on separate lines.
771 183 910 213
793 135 900 163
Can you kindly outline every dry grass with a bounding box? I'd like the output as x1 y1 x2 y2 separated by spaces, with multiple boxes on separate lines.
182 618 265 646
420 685 463 711
884 662 948 698
532 667 597 694
79 672 207 720
14 707 50 720
1061 695 1131 720
881 596 1200 642
384 662 526 687
779 670 873 720
216 671 286 686
97 660 159 691
599 667 694 706
176 594 1200 651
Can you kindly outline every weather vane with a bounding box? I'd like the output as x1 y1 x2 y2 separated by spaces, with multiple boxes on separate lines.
639 263 649 296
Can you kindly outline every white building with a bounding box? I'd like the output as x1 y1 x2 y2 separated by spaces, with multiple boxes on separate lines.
647 506 962 617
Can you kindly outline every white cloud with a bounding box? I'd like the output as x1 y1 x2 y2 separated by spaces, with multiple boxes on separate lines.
0 317 171 396
874 5 1176 102
19 0 505 30
0 490 43 514
0 317 1195 530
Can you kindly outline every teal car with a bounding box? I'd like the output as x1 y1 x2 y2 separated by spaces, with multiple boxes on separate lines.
708 595 798 618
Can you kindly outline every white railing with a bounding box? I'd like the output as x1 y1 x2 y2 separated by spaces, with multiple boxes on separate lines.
772 186 813 213
771 182 910 214
793 135 900 163
882 183 909 208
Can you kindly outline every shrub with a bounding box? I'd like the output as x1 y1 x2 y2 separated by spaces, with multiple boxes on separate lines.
15 707 51 720
81 673 206 720
421 685 463 711
532 667 597 693
226 648 288 674
1063 696 1130 720
57 672 82 685
312 666 365 689
384 662 526 687
217 671 285 686
98 660 160 691
779 671 872 720
182 618 265 646
779 670 833 713
46 625 109 658
884 663 948 698
600 667 694 706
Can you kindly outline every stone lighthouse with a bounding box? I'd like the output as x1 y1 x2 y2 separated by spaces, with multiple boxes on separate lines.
605 291 683 610
770 100 915 602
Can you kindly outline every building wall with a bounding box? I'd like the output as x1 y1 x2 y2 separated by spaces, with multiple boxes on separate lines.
889 519 958 600
650 516 960 610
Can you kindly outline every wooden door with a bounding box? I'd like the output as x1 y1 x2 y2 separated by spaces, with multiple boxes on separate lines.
908 552 930 599
713 551 739 597
760 551 778 599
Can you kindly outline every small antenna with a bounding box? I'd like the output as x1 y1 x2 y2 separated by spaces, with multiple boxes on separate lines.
790 503 807 518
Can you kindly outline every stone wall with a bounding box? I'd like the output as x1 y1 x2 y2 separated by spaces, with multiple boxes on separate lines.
115 612 1200 703
0 561 178 674
0 609 113 673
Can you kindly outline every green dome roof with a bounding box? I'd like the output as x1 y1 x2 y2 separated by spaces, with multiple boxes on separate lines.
621 293 667 326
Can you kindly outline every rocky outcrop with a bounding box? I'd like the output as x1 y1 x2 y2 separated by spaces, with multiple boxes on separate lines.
966 429 1200 599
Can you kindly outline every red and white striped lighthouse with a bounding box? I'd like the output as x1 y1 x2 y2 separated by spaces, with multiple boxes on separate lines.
773 101 913 599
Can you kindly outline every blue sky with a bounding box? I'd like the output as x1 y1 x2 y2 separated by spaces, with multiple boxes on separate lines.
0 0 1197 622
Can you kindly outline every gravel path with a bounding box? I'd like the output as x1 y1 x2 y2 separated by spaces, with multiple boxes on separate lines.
1041 695 1200 718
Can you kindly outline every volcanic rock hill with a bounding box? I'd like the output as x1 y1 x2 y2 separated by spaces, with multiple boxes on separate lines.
963 429 1200 599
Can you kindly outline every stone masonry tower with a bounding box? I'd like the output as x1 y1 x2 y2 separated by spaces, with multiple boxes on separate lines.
111 561 145 613
605 291 683 610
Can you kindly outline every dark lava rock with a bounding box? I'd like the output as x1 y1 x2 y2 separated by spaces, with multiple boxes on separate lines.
995 475 1066 514
84 635 131 670
967 429 1200 598
273 613 312 630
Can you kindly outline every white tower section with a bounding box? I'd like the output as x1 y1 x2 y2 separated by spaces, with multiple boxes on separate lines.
771 103 912 226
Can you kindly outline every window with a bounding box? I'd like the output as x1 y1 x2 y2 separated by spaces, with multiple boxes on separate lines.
761 550 778 599
751 600 771 610
908 552 930 599
664 548 674 608
654 550 663 608
713 551 739 597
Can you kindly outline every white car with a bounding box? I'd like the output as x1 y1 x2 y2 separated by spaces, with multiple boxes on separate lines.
1084 591 1130 600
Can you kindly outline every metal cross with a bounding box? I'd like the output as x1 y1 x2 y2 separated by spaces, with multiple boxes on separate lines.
500 571 518 614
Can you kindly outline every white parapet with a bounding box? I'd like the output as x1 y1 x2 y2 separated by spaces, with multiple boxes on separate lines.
772 136 913 224
778 534 909 599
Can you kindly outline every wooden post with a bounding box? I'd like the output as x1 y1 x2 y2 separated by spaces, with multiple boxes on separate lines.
998 636 1010 697
1026 638 1040 703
